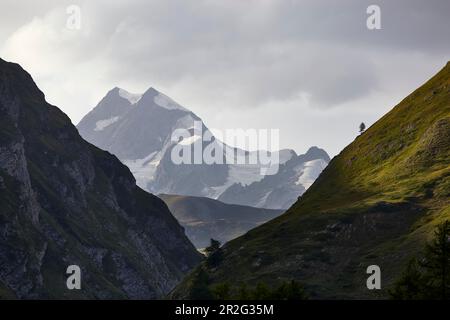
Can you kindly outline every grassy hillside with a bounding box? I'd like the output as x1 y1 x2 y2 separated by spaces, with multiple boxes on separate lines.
172 62 450 299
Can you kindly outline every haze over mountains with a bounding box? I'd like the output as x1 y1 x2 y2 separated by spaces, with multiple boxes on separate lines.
173 62 450 299
218 147 329 209
0 58 201 299
77 87 330 210
159 194 283 249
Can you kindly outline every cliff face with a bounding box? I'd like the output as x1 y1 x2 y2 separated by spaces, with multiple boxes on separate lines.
0 58 201 299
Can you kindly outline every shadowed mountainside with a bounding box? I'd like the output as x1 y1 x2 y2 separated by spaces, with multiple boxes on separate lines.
0 58 201 299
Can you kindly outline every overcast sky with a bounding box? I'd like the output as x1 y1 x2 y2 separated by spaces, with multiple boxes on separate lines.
1 0 449 156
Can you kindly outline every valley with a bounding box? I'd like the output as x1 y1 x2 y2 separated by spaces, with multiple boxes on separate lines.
0 58 448 301
171 61 450 299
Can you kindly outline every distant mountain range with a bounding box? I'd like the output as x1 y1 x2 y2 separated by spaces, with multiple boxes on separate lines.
77 88 329 210
159 194 283 249
172 62 450 299
0 58 201 299
218 146 329 209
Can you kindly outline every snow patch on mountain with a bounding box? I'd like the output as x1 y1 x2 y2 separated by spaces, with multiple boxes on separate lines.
154 92 188 111
206 164 264 199
94 116 120 131
122 151 161 189
179 135 202 145
295 159 328 189
228 164 265 187
118 88 142 104
255 191 272 208
175 114 197 130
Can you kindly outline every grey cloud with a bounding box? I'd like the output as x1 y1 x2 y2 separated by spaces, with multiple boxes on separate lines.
0 0 448 155
60 0 446 108
2 0 449 103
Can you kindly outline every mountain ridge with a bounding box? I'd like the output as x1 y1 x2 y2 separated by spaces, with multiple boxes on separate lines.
77 89 330 209
218 146 330 209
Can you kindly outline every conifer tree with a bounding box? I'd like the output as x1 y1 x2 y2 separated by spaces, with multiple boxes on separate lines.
390 221 450 300
359 122 366 133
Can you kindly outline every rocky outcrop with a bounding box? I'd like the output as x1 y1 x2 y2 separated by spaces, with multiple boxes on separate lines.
0 58 201 299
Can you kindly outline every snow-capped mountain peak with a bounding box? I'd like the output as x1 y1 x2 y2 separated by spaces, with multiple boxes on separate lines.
78 88 330 210
94 115 120 131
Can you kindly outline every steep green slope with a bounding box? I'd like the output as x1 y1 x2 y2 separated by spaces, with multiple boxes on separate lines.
172 62 450 299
